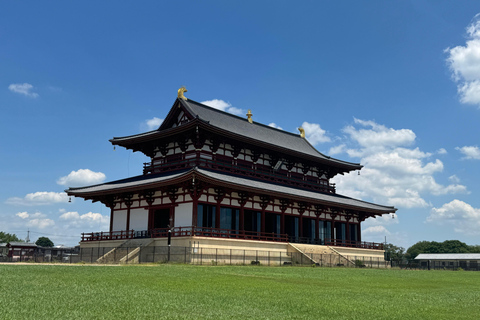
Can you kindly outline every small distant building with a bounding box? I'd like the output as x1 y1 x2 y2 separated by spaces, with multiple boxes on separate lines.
0 243 8 260
415 253 480 270
6 242 38 262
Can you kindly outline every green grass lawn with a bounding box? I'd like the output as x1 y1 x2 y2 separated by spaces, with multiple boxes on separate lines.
1 264 479 319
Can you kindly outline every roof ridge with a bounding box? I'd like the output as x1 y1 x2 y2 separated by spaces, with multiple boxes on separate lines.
184 98 308 139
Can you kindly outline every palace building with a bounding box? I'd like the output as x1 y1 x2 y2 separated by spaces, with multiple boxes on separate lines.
67 88 396 264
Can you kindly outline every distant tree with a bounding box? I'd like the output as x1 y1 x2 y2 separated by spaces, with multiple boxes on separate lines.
35 237 54 247
468 245 480 253
384 243 405 261
0 232 22 243
406 240 473 260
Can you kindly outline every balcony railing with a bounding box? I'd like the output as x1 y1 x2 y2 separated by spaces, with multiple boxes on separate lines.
81 227 383 250
143 157 336 194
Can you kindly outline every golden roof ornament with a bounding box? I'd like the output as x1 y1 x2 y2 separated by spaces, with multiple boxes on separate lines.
246 109 253 124
298 127 305 138
177 86 188 101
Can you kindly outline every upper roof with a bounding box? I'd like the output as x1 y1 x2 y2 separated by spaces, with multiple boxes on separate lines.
110 98 362 171
415 253 480 260
67 167 396 215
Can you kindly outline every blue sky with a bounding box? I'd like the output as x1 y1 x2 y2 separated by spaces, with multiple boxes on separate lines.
2 1 480 249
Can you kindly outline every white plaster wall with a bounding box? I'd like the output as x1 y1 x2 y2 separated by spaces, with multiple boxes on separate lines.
175 202 193 227
129 208 149 231
112 210 127 231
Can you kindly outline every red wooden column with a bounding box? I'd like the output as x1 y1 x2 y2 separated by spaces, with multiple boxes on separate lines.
259 195 270 234
279 199 290 235
109 208 114 232
345 215 352 243
298 213 304 238
357 212 365 243
214 188 226 229
330 211 337 244
314 213 320 241
123 194 133 231
297 202 308 239
167 186 179 228
314 204 324 242
238 192 249 235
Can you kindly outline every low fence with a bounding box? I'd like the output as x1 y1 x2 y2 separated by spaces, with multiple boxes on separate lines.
0 246 389 268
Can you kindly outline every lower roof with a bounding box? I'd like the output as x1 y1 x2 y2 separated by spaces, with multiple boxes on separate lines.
415 253 480 260
67 168 396 215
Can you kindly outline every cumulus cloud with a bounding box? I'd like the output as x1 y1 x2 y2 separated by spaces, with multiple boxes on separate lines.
328 144 346 156
59 211 109 229
201 99 244 116
57 169 106 187
446 14 480 106
301 122 331 145
8 83 39 98
362 225 390 235
437 148 447 155
427 200 480 235
332 119 467 209
456 145 480 159
268 123 283 130
144 117 163 130
27 218 55 229
6 192 69 206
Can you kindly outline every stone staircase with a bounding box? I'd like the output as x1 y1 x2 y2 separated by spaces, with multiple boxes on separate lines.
287 243 355 266
96 238 154 264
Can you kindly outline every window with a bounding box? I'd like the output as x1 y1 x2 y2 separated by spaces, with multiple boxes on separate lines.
197 204 215 228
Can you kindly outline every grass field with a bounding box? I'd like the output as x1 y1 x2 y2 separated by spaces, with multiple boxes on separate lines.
1 264 479 319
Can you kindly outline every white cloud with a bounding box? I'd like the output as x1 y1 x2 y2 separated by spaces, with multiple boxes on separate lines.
446 14 480 106
456 145 480 160
344 118 415 151
16 211 29 219
144 117 163 130
427 200 480 235
27 218 55 229
449 175 461 183
332 119 468 209
59 211 109 229
301 122 331 145
57 169 106 187
201 99 244 116
437 148 447 155
8 83 39 98
363 225 390 235
268 123 283 130
328 144 346 156
6 192 69 206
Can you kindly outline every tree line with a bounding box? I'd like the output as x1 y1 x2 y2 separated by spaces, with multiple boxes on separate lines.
385 240 480 261
0 232 54 247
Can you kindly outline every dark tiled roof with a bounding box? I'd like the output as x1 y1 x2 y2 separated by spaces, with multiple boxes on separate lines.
110 98 361 170
181 99 360 168
8 242 37 247
67 168 396 214
66 170 189 195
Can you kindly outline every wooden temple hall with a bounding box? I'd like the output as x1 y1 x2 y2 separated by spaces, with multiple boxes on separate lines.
67 88 396 261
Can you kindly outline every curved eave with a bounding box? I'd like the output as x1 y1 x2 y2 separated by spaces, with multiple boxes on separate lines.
196 121 362 172
109 117 361 173
67 167 396 216
193 168 396 216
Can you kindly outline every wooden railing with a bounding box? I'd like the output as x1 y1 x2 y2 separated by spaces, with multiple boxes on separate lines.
81 228 383 249
325 238 384 250
143 157 336 194
81 230 135 242
151 226 289 242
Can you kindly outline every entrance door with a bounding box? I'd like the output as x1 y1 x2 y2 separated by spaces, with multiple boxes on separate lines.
152 208 170 229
